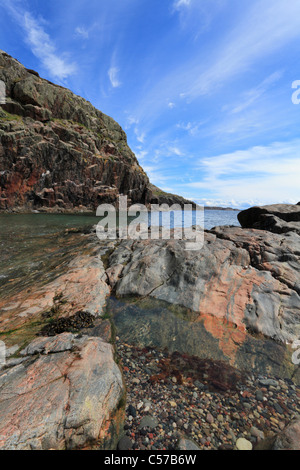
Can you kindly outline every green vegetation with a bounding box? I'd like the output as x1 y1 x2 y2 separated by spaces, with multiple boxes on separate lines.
0 109 23 122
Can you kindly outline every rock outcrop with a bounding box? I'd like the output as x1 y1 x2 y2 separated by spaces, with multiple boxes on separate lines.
0 50 191 212
109 227 300 346
148 183 197 208
107 211 300 381
0 231 126 450
0 333 124 450
0 241 110 333
238 204 300 235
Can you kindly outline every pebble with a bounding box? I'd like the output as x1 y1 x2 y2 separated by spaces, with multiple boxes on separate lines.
236 438 253 451
116 340 300 451
128 405 137 418
178 438 201 450
259 379 278 387
118 436 133 450
274 403 284 415
138 416 159 430
250 426 264 440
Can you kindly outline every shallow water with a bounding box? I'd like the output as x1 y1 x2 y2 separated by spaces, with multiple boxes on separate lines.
108 297 227 361
0 213 95 299
108 296 292 379
0 210 240 298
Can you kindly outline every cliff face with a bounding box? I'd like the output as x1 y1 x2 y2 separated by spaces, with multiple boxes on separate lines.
0 50 154 212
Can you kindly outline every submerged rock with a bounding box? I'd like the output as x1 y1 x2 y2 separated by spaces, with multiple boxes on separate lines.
0 244 110 333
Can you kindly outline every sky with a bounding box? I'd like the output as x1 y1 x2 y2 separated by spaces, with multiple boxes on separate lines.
0 0 300 208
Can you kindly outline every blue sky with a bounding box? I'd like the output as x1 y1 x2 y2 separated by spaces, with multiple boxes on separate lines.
0 0 300 208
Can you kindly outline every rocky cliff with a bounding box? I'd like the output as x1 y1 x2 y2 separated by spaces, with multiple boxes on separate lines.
0 50 192 212
0 205 299 449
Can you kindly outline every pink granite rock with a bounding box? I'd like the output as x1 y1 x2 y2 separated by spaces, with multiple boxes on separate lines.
0 333 124 450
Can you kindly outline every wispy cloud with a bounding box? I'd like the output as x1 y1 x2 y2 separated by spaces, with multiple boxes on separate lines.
226 71 284 115
108 66 122 88
173 0 191 10
134 149 148 161
168 146 184 156
142 165 171 187
134 128 146 143
125 115 139 129
187 139 300 204
184 0 300 99
75 26 89 39
128 0 300 130
0 0 77 80
177 120 208 136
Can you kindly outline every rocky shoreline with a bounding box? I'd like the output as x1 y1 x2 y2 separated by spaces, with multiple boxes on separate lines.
1 49 299 451
0 203 299 450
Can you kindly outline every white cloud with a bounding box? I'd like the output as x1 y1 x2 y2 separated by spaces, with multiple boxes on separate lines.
1 1 76 80
169 146 184 156
168 102 176 109
185 0 300 99
142 165 169 185
129 0 300 128
173 0 191 10
187 139 300 205
124 115 139 130
194 198 243 209
23 13 77 80
134 149 148 161
108 66 122 88
134 128 146 143
177 120 207 136
75 26 89 39
228 71 284 115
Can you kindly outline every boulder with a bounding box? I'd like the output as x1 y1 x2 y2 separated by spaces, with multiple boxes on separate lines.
0 333 124 450
238 204 300 235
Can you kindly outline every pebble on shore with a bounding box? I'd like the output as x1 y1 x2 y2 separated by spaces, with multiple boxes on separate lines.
116 339 300 451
